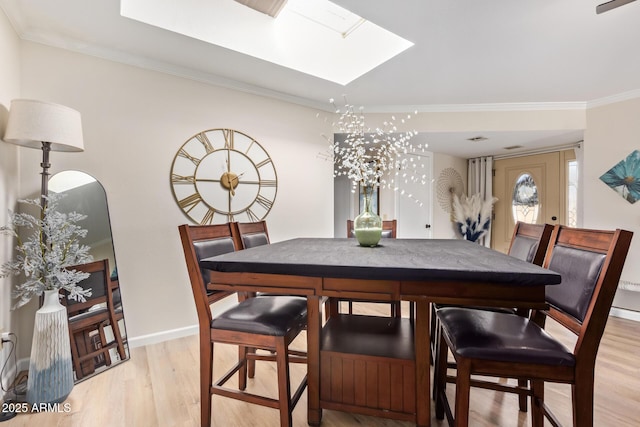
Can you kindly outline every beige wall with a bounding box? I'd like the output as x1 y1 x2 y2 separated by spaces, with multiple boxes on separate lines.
4 11 640 362
431 153 468 239
365 109 586 134
15 41 334 354
585 98 640 312
0 8 22 382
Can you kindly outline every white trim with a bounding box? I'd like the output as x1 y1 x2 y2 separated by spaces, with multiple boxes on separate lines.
127 298 237 348
610 307 640 323
128 324 198 349
586 89 640 109
369 102 587 113
619 280 640 292
17 33 331 112
8 21 640 113
126 302 638 349
493 142 582 160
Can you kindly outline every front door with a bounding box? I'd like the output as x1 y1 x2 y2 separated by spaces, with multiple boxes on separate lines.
492 150 575 253
396 152 433 238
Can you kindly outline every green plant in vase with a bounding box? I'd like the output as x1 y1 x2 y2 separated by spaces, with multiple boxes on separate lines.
1 194 93 404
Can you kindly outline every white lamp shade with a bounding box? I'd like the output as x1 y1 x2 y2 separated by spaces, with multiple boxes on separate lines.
3 99 84 152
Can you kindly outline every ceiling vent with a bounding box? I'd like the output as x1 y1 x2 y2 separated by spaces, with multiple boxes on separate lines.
234 0 288 17
597 0 637 14
467 136 488 142
503 145 524 150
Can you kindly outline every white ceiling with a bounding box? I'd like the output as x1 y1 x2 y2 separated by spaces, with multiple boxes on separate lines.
2 0 639 157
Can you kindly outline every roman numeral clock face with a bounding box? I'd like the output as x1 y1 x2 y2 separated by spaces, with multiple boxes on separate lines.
170 129 277 224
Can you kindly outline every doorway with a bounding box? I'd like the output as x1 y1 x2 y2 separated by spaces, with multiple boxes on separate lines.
396 152 433 238
492 150 576 253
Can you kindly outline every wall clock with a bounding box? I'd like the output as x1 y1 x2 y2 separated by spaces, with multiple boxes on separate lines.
170 128 277 224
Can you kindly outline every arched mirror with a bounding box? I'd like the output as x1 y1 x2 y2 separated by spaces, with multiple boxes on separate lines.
48 170 129 382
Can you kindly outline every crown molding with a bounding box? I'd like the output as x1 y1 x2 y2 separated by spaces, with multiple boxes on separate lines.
11 26 640 115
586 89 640 109
365 102 587 114
18 31 331 112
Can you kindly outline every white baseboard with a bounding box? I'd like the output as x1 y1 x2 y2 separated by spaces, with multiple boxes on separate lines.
2 303 635 403
127 324 198 349
610 307 640 322
127 305 639 349
127 298 237 348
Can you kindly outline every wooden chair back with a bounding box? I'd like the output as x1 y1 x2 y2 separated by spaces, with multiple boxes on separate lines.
236 220 271 248
63 259 114 316
179 223 308 427
433 225 633 426
508 222 554 266
538 226 633 359
178 223 242 328
63 259 126 379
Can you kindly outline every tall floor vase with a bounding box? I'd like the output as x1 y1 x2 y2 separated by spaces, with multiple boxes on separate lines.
26 290 74 405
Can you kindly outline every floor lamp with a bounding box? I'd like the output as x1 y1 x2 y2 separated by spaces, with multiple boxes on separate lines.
4 99 84 209
2 99 84 406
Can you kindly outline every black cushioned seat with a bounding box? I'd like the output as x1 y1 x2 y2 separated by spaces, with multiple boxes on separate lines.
436 307 575 366
433 226 633 427
179 223 309 427
212 295 308 336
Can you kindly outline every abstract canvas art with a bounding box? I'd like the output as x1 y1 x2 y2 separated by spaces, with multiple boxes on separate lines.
599 150 640 204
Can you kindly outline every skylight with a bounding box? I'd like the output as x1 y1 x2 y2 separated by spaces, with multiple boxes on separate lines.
120 0 414 85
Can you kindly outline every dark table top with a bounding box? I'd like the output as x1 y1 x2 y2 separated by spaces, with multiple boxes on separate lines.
201 238 561 286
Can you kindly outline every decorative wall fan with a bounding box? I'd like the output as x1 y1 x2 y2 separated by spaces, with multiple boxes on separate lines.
436 167 464 213
597 0 637 14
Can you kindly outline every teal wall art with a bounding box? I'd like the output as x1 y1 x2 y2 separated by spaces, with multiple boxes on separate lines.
600 149 640 204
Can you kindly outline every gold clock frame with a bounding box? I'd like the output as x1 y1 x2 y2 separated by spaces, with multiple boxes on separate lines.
170 128 278 224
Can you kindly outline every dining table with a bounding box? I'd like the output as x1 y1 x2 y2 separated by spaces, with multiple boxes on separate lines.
200 237 561 427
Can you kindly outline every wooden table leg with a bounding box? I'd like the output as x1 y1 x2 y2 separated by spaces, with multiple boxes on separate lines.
415 299 431 427
307 295 323 426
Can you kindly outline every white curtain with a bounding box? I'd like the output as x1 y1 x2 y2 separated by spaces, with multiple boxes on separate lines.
573 143 584 228
467 156 494 247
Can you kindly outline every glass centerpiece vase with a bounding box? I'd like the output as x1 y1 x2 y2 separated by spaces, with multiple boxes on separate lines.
354 185 382 247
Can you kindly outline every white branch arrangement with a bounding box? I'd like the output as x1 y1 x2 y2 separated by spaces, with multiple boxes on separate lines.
452 193 498 242
1 194 93 309
319 96 428 204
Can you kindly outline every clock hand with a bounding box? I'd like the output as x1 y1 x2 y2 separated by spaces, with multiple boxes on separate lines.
229 172 244 196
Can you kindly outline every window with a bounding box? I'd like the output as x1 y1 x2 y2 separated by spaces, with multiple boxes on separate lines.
567 160 578 227
511 173 539 224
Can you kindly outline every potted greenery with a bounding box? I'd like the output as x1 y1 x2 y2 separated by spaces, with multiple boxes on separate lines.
1 194 92 405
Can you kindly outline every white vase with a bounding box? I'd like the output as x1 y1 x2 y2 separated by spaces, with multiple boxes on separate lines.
26 289 74 405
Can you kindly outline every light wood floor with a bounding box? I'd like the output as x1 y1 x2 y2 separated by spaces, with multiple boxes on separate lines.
5 303 640 426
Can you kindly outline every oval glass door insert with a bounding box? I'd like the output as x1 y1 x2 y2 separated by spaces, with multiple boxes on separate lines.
512 173 539 224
